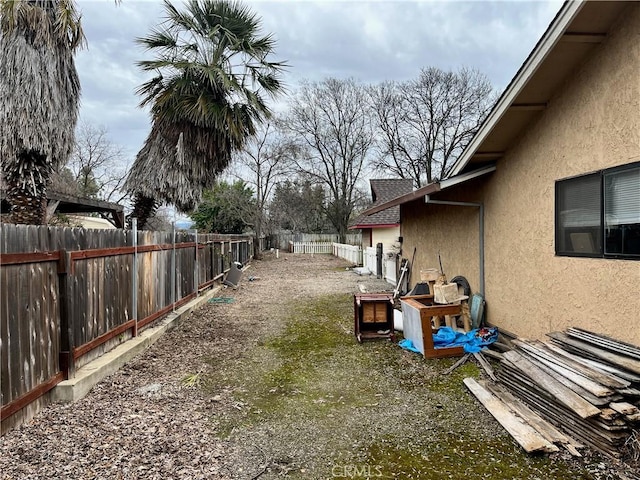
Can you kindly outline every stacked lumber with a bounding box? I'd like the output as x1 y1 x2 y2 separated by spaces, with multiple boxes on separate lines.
488 328 640 459
463 377 581 454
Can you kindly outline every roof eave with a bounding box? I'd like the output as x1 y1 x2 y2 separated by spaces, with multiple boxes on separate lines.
350 223 401 230
359 183 442 217
358 164 498 216
448 0 585 177
439 164 497 190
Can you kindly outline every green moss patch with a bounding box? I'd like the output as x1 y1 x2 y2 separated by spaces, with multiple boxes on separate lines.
363 435 595 480
205 292 599 479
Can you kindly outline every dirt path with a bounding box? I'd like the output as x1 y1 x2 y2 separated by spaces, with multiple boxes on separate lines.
0 252 626 479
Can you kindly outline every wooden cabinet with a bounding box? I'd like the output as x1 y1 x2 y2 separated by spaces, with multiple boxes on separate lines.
353 293 395 343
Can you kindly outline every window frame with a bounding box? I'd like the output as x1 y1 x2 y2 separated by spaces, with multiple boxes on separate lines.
555 161 640 261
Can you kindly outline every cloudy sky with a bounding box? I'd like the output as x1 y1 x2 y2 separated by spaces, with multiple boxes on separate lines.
75 0 563 163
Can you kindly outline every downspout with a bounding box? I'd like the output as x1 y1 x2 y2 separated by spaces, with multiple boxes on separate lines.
424 196 485 297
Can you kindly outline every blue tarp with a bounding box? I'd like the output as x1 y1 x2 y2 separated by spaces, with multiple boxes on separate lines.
398 327 498 354
398 338 421 353
433 326 498 353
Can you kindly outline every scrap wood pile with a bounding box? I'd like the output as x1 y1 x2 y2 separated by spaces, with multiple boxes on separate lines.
464 328 640 462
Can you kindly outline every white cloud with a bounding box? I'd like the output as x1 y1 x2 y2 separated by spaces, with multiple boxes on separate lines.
72 0 563 156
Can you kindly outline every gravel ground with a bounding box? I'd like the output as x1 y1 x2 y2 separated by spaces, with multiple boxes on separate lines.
0 252 636 479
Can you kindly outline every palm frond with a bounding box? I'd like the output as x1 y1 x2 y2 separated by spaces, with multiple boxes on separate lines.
0 8 81 184
0 0 86 50
130 0 286 211
136 27 178 51
125 118 233 211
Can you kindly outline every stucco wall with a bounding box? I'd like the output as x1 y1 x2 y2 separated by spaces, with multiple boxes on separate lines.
402 197 480 292
372 226 401 252
402 4 640 344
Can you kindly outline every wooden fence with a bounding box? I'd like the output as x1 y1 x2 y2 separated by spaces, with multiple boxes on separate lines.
0 223 253 432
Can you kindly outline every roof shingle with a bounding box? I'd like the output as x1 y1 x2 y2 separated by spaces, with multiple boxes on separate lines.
350 179 413 228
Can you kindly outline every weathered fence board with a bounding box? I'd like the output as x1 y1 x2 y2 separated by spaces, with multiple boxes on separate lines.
1 260 60 409
1 224 253 432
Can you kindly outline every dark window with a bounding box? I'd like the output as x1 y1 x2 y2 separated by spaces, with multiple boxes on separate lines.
556 162 639 259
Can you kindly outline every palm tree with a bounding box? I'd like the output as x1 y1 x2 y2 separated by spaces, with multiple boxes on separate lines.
0 0 84 224
125 0 285 229
126 118 231 219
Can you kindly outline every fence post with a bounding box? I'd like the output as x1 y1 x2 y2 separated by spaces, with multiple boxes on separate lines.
210 239 215 285
131 219 138 336
216 241 221 277
194 229 199 297
172 222 176 313
58 250 75 379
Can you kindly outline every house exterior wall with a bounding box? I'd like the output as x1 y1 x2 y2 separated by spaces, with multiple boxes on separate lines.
403 199 480 290
372 226 401 252
357 228 372 249
402 4 640 345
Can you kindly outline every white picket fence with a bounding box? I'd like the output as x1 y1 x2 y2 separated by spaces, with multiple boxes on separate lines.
360 246 397 285
385 255 397 285
272 233 361 250
331 242 398 285
332 242 363 265
290 242 398 286
363 246 377 272
289 241 333 254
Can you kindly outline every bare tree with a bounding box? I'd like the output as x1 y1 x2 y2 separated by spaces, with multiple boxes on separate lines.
368 81 427 184
370 67 494 186
283 78 374 242
67 122 129 202
232 120 294 254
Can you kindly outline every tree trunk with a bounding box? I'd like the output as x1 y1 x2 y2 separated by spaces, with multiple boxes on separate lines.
129 194 158 230
338 228 347 245
4 151 51 225
6 183 48 225
253 210 264 260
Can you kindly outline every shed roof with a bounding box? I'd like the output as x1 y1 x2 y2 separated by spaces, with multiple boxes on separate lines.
1 190 125 228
